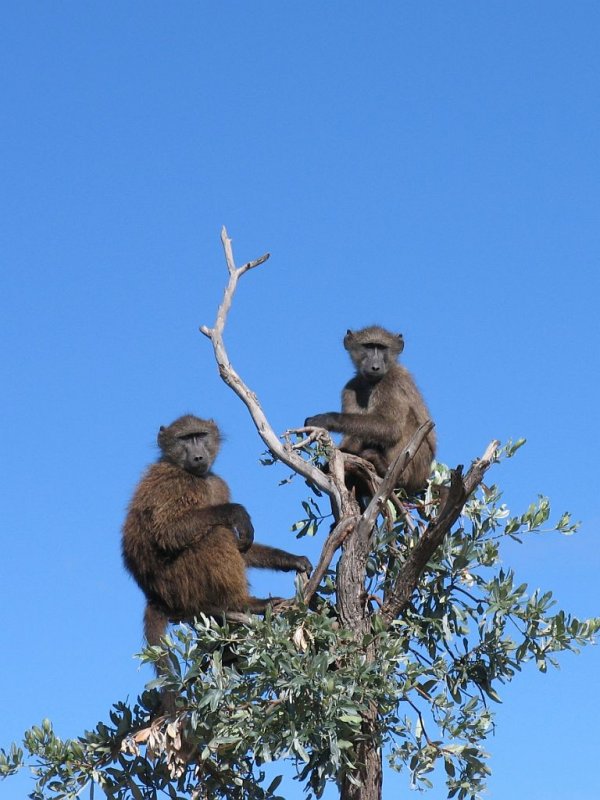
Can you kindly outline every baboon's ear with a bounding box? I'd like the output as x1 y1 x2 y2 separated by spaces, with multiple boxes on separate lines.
396 334 405 354
159 425 165 432
343 330 355 350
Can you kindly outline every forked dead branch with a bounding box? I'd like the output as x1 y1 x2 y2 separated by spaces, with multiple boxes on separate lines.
199 227 499 618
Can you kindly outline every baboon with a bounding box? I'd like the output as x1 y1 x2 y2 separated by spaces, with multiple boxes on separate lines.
305 326 436 494
122 414 312 662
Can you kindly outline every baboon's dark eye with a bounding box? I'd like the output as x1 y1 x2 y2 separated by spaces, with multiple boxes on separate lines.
179 432 207 441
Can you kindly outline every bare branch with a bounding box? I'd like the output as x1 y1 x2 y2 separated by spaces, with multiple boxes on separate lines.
220 226 269 277
284 430 322 450
341 452 416 532
341 453 381 499
283 426 336 452
356 420 435 542
381 439 500 625
390 494 417 534
302 515 360 606
200 227 344 517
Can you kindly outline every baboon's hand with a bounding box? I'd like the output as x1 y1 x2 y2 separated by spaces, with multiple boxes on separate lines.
229 503 255 552
294 555 313 575
304 413 341 430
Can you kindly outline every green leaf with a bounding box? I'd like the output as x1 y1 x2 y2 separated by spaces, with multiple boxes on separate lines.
267 774 283 793
338 715 362 726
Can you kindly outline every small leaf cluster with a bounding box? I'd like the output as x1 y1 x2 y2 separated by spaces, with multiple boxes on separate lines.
0 742 23 779
291 496 329 539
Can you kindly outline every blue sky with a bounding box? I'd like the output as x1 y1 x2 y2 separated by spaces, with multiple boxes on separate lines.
1 2 599 798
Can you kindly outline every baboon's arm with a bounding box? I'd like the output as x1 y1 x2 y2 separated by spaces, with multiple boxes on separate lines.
153 502 254 552
305 410 398 444
244 543 312 574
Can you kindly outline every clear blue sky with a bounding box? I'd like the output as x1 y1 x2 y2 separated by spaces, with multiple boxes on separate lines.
2 3 599 798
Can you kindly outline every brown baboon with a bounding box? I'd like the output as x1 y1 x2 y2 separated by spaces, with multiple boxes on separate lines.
305 326 436 494
122 415 312 662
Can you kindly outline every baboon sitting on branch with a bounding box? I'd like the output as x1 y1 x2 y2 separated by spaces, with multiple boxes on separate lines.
122 414 312 661
305 326 436 494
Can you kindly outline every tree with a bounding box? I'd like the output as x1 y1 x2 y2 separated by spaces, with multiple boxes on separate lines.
2 229 598 800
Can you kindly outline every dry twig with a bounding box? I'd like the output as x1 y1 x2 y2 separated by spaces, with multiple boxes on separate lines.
200 227 344 517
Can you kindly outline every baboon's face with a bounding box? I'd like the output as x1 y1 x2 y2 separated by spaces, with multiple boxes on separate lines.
158 417 220 476
168 431 215 475
352 343 393 382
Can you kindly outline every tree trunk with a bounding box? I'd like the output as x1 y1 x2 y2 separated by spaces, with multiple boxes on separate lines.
336 498 383 800
340 704 383 800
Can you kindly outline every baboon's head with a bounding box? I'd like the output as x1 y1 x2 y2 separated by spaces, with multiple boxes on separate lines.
158 415 221 476
344 326 404 382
